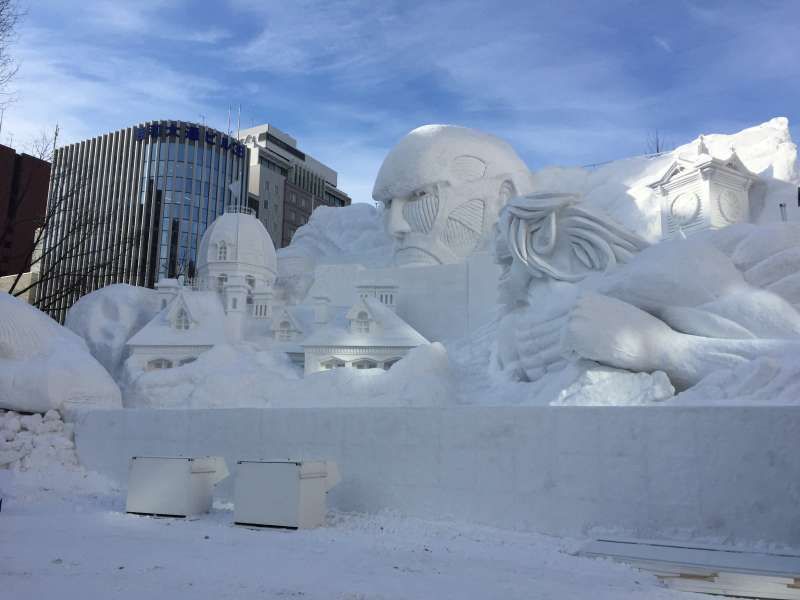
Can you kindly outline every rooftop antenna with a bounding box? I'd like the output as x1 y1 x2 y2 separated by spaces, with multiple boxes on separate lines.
199 113 206 126
53 123 59 150
236 104 241 139
227 105 231 136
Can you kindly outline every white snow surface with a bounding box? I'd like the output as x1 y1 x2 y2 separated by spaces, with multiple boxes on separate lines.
65 284 161 379
123 342 455 408
0 466 694 600
0 293 122 412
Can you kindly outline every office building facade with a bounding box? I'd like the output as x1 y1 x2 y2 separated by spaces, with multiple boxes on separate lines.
0 144 50 278
240 124 351 247
39 120 248 321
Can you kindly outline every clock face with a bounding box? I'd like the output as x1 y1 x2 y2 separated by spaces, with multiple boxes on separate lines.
717 189 745 223
670 192 701 226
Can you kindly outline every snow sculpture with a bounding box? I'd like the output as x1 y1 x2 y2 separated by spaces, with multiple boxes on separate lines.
373 125 535 267
0 293 122 412
649 137 762 239
495 193 800 391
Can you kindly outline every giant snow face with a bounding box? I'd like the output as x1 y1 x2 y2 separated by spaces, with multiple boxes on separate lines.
373 125 534 267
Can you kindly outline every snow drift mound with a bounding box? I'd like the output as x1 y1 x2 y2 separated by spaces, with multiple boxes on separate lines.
279 203 394 268
0 294 122 412
65 284 160 379
533 117 799 242
0 409 78 471
123 342 455 408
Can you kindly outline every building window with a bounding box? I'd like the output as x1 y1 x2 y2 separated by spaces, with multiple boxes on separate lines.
218 241 227 261
277 320 292 342
217 274 227 292
352 358 378 370
175 308 190 330
354 311 369 333
147 358 173 371
231 298 238 310
321 358 345 370
246 275 255 288
178 357 196 366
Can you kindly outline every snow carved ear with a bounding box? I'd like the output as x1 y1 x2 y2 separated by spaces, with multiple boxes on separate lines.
501 193 648 282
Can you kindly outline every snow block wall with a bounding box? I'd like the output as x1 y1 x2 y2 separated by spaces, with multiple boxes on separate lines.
72 406 800 545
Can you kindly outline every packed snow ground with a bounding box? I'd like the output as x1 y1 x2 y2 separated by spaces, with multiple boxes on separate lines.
1 467 693 600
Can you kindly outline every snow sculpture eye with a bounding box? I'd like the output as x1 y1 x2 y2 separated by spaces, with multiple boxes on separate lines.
403 188 439 233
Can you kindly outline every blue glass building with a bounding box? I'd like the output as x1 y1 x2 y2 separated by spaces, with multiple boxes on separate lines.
40 120 249 321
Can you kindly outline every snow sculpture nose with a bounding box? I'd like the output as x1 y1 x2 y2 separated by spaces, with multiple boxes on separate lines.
387 197 412 238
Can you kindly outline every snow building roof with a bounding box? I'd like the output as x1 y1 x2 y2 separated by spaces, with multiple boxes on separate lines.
126 290 227 348
649 138 760 190
301 298 428 348
197 210 278 276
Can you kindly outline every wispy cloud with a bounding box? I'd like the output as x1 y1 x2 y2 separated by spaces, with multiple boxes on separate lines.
2 0 799 202
652 36 672 53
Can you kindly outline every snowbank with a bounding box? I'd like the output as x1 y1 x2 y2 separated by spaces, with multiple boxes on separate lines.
279 203 394 268
65 284 161 379
0 293 122 412
533 117 799 242
123 342 455 408
0 409 78 471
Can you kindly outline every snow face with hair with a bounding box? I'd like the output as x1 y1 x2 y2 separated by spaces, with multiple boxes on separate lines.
495 193 800 395
373 125 535 267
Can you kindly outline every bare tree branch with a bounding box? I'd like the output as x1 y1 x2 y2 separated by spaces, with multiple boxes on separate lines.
646 129 673 155
0 0 23 107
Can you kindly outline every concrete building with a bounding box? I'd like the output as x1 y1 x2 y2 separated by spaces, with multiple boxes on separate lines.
39 120 248 321
0 144 50 280
239 124 351 247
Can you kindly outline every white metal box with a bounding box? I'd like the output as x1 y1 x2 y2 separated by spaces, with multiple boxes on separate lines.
126 456 229 517
234 460 340 529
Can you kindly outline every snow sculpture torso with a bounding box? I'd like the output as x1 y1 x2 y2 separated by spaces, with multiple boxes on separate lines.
372 125 535 267
495 193 800 391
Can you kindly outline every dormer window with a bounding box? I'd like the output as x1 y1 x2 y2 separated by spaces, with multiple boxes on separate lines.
354 311 370 333
218 241 227 261
175 308 190 330
277 320 292 342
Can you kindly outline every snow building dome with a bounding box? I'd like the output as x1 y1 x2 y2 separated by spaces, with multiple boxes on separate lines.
197 208 278 290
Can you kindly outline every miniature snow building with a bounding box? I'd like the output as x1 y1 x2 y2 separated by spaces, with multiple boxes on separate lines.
299 293 429 375
234 460 341 529
126 207 278 370
649 137 762 239
126 456 229 517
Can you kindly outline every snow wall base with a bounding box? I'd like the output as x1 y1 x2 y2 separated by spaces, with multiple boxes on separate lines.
72 406 800 546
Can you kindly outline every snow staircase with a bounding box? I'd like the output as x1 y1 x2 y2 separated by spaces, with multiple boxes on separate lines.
579 538 800 599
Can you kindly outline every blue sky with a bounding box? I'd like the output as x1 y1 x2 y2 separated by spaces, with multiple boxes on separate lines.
3 0 799 203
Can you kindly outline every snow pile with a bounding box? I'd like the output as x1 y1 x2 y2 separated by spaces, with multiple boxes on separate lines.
123 342 455 408
0 409 78 471
0 293 122 412
532 117 799 242
279 203 394 268
550 364 674 406
65 284 161 379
